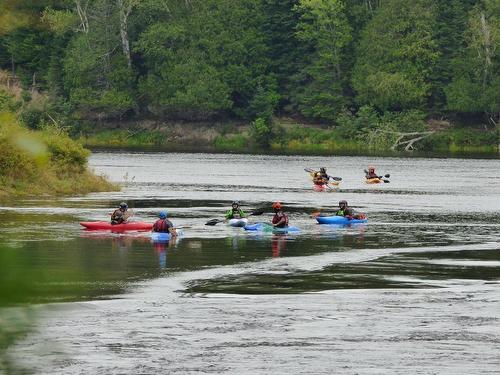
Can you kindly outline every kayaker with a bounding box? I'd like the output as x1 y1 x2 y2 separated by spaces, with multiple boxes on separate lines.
364 166 378 179
152 211 177 236
335 200 354 219
110 202 131 225
313 167 329 185
225 201 247 220
271 201 289 228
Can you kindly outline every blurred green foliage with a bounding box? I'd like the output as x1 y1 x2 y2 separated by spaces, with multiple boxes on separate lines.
0 0 496 152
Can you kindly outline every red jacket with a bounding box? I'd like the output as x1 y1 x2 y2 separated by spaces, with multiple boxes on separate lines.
152 219 173 233
272 211 289 228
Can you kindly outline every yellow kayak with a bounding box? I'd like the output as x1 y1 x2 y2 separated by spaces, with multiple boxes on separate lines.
365 178 382 184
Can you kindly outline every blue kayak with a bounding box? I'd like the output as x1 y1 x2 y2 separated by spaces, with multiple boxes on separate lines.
244 223 300 233
316 216 367 225
151 232 173 241
151 230 183 242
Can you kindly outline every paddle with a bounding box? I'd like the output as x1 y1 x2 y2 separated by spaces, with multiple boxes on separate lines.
304 168 342 181
205 209 265 226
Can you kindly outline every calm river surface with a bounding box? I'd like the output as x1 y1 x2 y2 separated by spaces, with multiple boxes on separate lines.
1 152 500 374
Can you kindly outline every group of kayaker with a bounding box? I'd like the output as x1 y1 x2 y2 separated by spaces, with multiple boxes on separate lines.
310 165 389 187
108 164 379 234
110 202 178 236
224 200 289 228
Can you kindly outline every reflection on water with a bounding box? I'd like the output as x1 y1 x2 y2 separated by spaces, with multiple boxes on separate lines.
0 152 499 374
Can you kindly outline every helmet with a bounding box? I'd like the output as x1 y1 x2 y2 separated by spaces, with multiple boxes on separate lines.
272 201 282 210
231 200 240 206
119 202 128 210
159 211 167 219
368 165 375 171
339 200 348 207
320 167 326 173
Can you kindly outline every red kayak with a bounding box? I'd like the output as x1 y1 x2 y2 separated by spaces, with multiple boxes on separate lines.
313 184 326 192
80 221 153 231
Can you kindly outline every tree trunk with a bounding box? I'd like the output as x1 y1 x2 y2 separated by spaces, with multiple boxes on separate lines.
117 0 132 69
479 11 492 89
75 0 89 33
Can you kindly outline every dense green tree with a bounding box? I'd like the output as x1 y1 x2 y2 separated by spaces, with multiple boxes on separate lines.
352 0 440 112
445 0 500 121
136 0 272 120
0 0 498 131
291 0 352 121
260 0 304 109
62 0 136 118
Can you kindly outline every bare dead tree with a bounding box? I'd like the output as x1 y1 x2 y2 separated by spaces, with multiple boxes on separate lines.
75 0 90 33
391 131 435 152
117 0 139 69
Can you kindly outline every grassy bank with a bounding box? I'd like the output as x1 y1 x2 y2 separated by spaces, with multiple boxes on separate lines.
0 112 116 198
78 119 499 157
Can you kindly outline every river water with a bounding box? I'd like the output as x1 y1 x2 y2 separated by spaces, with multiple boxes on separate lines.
1 152 500 374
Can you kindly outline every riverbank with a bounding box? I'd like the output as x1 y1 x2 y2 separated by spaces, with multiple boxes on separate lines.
0 113 117 198
77 118 499 158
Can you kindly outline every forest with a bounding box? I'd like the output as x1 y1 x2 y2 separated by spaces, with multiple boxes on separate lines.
0 0 498 153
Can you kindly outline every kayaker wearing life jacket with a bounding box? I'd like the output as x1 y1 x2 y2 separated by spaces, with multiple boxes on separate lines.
335 200 354 219
225 201 247 220
313 167 330 185
152 211 177 236
365 166 378 179
271 202 289 228
111 202 131 225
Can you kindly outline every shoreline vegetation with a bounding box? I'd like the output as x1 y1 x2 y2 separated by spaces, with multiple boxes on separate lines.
77 118 499 158
0 84 116 198
0 0 498 164
0 112 117 198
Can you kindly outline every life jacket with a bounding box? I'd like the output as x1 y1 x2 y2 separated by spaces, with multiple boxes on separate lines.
226 208 245 219
313 172 327 185
153 219 172 233
366 171 378 179
111 209 125 224
336 207 353 217
272 211 289 228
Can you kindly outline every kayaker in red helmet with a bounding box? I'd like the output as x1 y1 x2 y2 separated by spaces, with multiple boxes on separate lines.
271 202 289 228
152 211 177 236
111 202 132 225
365 165 378 179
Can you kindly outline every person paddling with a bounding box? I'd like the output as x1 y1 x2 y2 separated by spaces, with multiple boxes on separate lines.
152 211 177 237
365 166 378 179
336 200 354 219
271 202 289 228
313 167 330 185
225 201 247 220
335 200 365 220
111 202 132 225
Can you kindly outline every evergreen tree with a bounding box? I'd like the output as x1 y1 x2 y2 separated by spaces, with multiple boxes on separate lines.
352 0 440 111
445 0 499 120
291 0 352 121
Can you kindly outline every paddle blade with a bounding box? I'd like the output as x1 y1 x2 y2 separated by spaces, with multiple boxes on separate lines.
304 167 316 173
383 179 390 183
330 176 342 181
384 174 390 178
205 219 222 226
